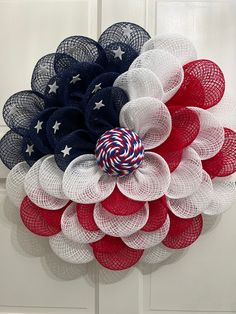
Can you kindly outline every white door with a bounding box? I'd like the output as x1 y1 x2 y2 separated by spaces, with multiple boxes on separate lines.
0 1 235 313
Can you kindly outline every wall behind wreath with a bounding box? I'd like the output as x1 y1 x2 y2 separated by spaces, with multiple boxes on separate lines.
0 1 235 314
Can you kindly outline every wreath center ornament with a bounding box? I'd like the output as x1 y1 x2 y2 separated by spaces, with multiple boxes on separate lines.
95 127 144 176
1 22 236 271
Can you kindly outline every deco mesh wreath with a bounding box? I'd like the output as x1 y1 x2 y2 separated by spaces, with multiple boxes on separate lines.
1 22 236 271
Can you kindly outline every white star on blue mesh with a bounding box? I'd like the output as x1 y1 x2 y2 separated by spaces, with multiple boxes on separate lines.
38 64 49 75
123 24 133 38
34 120 43 134
93 100 105 110
68 45 78 54
52 121 61 134
61 145 72 157
48 81 59 94
70 74 81 84
9 106 17 115
112 46 125 60
25 144 34 156
92 83 102 94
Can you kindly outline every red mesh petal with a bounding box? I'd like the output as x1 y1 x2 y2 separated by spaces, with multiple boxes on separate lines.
168 106 200 147
141 197 168 232
162 211 203 249
76 203 99 231
90 235 125 253
154 149 183 172
202 128 236 177
166 59 225 109
94 246 144 270
20 196 66 236
101 186 145 215
91 236 144 270
165 106 200 150
152 106 200 155
167 211 194 236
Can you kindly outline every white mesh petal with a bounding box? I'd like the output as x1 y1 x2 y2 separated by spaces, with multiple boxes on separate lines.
130 48 184 102
204 179 236 215
189 107 224 160
62 154 116 204
113 68 164 101
141 34 197 65
141 243 174 264
122 215 170 249
208 93 236 131
6 161 30 207
117 152 171 201
39 155 68 199
166 147 203 199
93 203 149 237
49 232 94 264
61 202 104 243
24 157 68 210
119 97 171 150
168 171 213 218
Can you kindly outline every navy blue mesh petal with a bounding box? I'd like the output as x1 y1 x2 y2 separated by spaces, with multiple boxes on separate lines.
0 131 24 169
2 91 44 136
98 22 150 53
57 62 104 105
85 86 128 138
31 54 56 94
103 42 138 73
22 135 45 166
44 62 104 109
85 72 120 102
56 36 107 67
29 107 57 154
54 129 96 171
53 53 79 74
2 23 146 173
46 107 85 147
43 75 64 108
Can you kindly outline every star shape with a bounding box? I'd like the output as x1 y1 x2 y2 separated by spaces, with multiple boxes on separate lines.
68 45 78 54
93 100 105 110
34 120 43 134
52 121 61 134
25 144 34 156
48 81 59 94
92 83 102 94
9 106 17 115
123 24 133 38
70 73 81 84
112 46 125 60
38 64 49 75
61 145 72 157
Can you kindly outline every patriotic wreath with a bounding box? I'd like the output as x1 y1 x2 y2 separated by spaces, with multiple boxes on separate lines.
1 22 236 271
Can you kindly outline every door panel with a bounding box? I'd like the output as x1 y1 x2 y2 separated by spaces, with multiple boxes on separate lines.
0 1 98 313
101 0 147 30
0 188 98 313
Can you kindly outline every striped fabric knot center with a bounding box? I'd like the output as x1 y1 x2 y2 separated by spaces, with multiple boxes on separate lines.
95 127 144 176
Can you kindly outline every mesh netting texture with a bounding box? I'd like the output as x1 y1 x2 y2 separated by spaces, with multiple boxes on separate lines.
1 22 236 271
